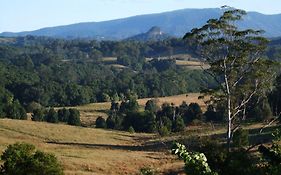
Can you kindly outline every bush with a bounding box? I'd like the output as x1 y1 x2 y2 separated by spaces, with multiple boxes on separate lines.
57 108 70 122
0 142 63 175
233 128 249 147
172 117 185 132
145 99 159 113
45 108 58 123
95 116 106 128
68 109 80 126
26 102 42 113
158 126 169 136
128 126 135 133
139 167 155 175
31 108 45 121
5 100 27 120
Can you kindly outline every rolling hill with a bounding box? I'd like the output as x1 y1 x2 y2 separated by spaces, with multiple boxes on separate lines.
1 8 281 39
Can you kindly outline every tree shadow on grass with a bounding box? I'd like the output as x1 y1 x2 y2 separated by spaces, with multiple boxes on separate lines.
46 141 168 152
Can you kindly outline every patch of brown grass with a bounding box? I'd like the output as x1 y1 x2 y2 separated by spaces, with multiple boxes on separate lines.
0 119 181 175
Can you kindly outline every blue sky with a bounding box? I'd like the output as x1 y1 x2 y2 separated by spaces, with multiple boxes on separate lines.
1 0 281 33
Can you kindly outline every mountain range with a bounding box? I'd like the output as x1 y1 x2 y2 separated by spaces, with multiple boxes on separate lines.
1 8 281 40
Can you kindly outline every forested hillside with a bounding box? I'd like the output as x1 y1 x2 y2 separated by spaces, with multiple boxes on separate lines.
0 36 217 114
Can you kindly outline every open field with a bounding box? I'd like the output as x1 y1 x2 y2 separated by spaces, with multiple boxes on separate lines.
0 118 277 174
0 119 183 175
74 93 207 126
175 60 210 70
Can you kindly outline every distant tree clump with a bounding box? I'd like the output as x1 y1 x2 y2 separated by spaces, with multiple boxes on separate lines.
67 109 81 126
45 108 58 123
95 116 106 128
0 142 63 175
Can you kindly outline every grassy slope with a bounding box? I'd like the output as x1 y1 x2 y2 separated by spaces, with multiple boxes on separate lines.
0 119 183 175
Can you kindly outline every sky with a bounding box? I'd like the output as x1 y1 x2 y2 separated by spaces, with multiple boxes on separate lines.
1 0 281 33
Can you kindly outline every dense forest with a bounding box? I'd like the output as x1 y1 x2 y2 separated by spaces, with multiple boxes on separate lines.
0 36 218 114
0 35 281 118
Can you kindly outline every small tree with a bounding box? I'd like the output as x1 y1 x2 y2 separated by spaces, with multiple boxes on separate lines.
185 7 277 150
0 142 63 175
45 108 58 123
68 109 80 126
57 108 70 122
232 128 249 147
32 108 45 122
95 116 106 128
145 99 159 113
172 117 185 132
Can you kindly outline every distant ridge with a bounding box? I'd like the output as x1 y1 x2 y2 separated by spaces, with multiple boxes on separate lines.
1 8 281 39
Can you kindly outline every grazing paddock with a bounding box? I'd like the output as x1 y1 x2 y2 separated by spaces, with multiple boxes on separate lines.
0 119 183 175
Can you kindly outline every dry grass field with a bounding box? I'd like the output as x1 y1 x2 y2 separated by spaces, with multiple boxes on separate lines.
175 60 210 70
0 119 184 175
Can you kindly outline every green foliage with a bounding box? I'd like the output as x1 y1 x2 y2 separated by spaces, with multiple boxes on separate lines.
223 149 260 175
172 142 218 175
172 117 185 132
158 126 169 136
0 36 218 108
26 101 42 113
204 105 220 122
0 142 63 175
145 99 159 113
128 126 135 133
57 108 70 122
184 6 277 149
197 139 227 175
232 128 249 147
258 129 281 175
248 97 273 121
45 108 58 123
67 109 80 126
95 116 106 128
31 108 45 122
139 167 155 175
184 103 203 124
5 100 27 120
119 98 139 114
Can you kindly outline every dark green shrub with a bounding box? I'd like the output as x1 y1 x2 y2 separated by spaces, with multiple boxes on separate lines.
145 99 159 113
128 126 135 133
106 116 115 129
183 103 202 124
205 105 219 122
198 139 227 174
95 116 106 128
233 128 249 147
57 108 70 122
31 108 45 122
172 117 185 132
139 167 155 175
45 108 58 123
26 102 42 113
5 100 27 120
68 109 80 126
223 149 259 175
158 126 169 136
0 142 63 175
